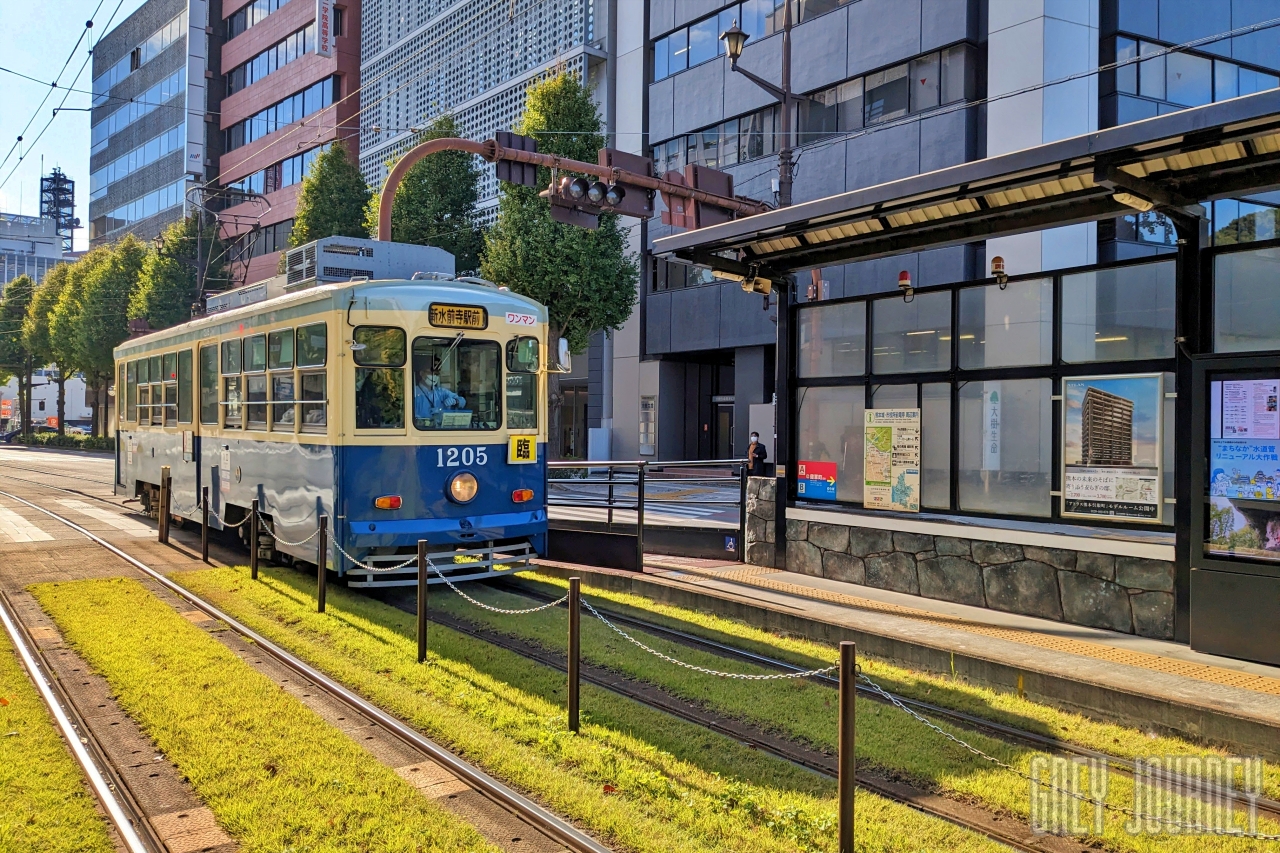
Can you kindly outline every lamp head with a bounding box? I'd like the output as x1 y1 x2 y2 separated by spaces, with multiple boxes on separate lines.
720 19 748 63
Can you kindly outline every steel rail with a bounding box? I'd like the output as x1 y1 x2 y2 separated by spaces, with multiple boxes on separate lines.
0 488 613 853
503 580 1280 821
0 589 159 853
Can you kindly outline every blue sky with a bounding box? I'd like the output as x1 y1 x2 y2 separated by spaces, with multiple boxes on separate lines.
0 0 149 250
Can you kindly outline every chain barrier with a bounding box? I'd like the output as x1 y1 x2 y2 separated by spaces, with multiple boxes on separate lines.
582 599 838 680
331 540 418 573
255 511 320 548
857 672 1280 840
432 563 569 614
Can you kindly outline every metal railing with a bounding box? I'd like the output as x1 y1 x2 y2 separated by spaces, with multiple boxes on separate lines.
546 458 749 567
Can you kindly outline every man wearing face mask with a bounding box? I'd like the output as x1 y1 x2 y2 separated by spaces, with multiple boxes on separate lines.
747 431 768 476
414 358 466 422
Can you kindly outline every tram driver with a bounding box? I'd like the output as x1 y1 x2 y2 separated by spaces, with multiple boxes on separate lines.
414 356 466 422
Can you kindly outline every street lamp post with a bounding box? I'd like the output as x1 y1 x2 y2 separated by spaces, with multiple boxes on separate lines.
722 9 802 571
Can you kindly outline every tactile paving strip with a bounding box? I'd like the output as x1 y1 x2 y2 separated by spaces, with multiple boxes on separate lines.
670 564 1280 697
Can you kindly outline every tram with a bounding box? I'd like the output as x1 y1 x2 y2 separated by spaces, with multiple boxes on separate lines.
113 274 558 586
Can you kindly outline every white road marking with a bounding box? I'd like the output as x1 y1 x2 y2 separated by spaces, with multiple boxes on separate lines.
54 500 154 537
0 500 55 542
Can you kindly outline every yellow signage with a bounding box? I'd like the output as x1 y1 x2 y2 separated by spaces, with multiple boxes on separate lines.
429 303 488 330
508 435 538 464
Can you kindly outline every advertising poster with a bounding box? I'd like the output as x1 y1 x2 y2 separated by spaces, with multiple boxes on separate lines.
797 460 837 500
1208 377 1280 562
1062 374 1162 521
863 409 920 511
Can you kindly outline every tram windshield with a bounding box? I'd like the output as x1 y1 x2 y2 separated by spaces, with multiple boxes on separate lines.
412 336 501 430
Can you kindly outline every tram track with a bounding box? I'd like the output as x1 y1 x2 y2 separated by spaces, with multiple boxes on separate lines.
0 482 612 853
498 580 1280 824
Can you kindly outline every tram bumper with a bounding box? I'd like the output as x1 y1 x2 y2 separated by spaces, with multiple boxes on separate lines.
344 508 546 547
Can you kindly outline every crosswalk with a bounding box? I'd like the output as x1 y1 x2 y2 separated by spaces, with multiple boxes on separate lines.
0 497 154 543
549 504 737 528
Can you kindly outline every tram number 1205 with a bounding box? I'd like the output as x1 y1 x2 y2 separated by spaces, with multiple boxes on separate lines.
437 446 488 467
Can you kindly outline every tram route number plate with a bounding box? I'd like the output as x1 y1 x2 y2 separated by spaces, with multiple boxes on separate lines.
508 435 538 464
430 303 488 329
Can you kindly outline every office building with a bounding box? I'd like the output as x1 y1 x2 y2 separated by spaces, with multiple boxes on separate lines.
617 0 1280 464
1081 387 1134 467
0 213 63 290
89 0 217 246
216 0 362 287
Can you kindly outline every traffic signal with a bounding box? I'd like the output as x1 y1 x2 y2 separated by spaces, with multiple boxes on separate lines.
542 176 600 229
659 164 737 230
595 148 656 219
494 131 538 187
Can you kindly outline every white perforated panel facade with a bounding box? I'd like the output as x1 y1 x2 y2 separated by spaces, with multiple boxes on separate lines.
359 0 594 211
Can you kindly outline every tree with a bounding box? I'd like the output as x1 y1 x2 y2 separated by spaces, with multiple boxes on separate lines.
24 264 71 434
481 71 638 457
289 140 370 246
365 114 485 273
75 236 146 435
130 216 227 329
0 275 35 434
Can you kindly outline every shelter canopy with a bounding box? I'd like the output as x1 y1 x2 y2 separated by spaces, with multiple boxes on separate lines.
653 90 1280 277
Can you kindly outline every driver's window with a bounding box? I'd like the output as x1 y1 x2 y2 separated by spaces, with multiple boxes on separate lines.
412 336 500 430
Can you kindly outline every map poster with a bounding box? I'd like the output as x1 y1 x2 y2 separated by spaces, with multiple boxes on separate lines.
1062 374 1162 521
863 409 920 512
797 460 838 500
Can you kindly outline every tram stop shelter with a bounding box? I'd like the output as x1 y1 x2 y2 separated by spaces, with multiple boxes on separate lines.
654 89 1280 665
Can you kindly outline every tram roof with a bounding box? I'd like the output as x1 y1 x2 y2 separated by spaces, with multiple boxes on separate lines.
115 278 548 358
653 88 1280 277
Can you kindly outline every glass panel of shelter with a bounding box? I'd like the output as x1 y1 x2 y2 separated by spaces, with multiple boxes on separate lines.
793 257 1181 527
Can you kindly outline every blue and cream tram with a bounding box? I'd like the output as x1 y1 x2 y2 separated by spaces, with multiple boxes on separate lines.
113 275 554 585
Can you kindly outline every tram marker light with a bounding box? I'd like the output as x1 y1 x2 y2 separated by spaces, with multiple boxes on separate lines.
374 495 403 510
512 488 535 503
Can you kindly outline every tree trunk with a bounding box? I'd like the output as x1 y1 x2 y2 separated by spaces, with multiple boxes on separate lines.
56 375 65 435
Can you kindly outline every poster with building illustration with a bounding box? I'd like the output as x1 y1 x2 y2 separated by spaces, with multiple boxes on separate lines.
1062 374 1163 521
864 409 920 511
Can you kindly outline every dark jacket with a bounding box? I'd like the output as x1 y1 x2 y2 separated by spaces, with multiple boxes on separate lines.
747 440 768 476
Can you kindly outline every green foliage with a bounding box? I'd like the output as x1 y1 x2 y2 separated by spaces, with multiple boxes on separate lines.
367 114 485 273
0 274 35 384
15 432 114 451
481 72 637 352
22 263 67 368
129 217 226 330
290 140 371 246
75 235 146 384
48 247 110 383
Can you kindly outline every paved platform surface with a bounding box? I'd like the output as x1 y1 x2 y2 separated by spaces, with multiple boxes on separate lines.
532 554 1280 756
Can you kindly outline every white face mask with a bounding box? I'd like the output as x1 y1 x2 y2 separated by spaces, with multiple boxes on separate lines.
422 374 440 388
750 434 759 443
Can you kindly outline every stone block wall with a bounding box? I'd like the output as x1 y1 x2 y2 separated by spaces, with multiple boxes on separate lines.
743 478 1176 640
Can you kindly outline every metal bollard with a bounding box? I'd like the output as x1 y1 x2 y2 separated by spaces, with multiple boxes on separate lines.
838 641 857 853
249 498 259 580
158 466 171 544
201 487 209 563
568 577 581 733
417 539 429 664
316 516 328 613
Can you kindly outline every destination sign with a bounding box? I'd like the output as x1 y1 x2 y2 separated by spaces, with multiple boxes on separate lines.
429 304 488 330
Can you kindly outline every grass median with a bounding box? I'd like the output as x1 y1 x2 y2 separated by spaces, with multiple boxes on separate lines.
434 576 1280 853
176 564 1012 853
513 571 1280 801
30 577 499 853
0 627 115 853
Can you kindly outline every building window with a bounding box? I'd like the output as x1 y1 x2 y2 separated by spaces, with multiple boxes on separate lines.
225 79 335 151
871 290 951 374
226 0 290 39
91 68 185 155
797 300 865 377
1061 262 1176 362
1214 246 1280 353
226 24 317 95
92 14 183 104
956 278 1053 369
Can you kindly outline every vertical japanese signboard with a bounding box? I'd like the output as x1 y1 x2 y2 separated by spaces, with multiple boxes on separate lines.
863 409 920 511
316 0 335 57
982 382 1001 471
1062 374 1163 521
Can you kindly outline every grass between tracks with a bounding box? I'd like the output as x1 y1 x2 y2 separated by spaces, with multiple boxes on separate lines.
176 565 1012 853
0 628 115 853
29 577 499 853
434 576 1280 853
514 571 1280 801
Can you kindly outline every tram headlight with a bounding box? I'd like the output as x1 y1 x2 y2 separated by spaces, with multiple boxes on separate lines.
447 471 479 504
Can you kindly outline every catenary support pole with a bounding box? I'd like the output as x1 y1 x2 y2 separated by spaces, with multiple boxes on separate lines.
568 577 581 733
250 498 259 580
201 486 209 563
838 641 856 853
316 516 328 613
417 539 429 664
635 463 646 571
158 466 171 544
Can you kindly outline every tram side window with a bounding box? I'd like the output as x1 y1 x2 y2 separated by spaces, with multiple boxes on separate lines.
297 322 327 432
137 358 150 424
222 340 242 428
268 328 295 429
244 333 269 429
126 361 137 422
163 353 178 426
296 322 326 367
149 355 164 426
505 337 538 430
353 326 405 429
300 372 326 431
177 350 193 424
199 345 218 424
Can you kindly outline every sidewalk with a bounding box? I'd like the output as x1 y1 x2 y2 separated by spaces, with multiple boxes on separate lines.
529 554 1280 758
